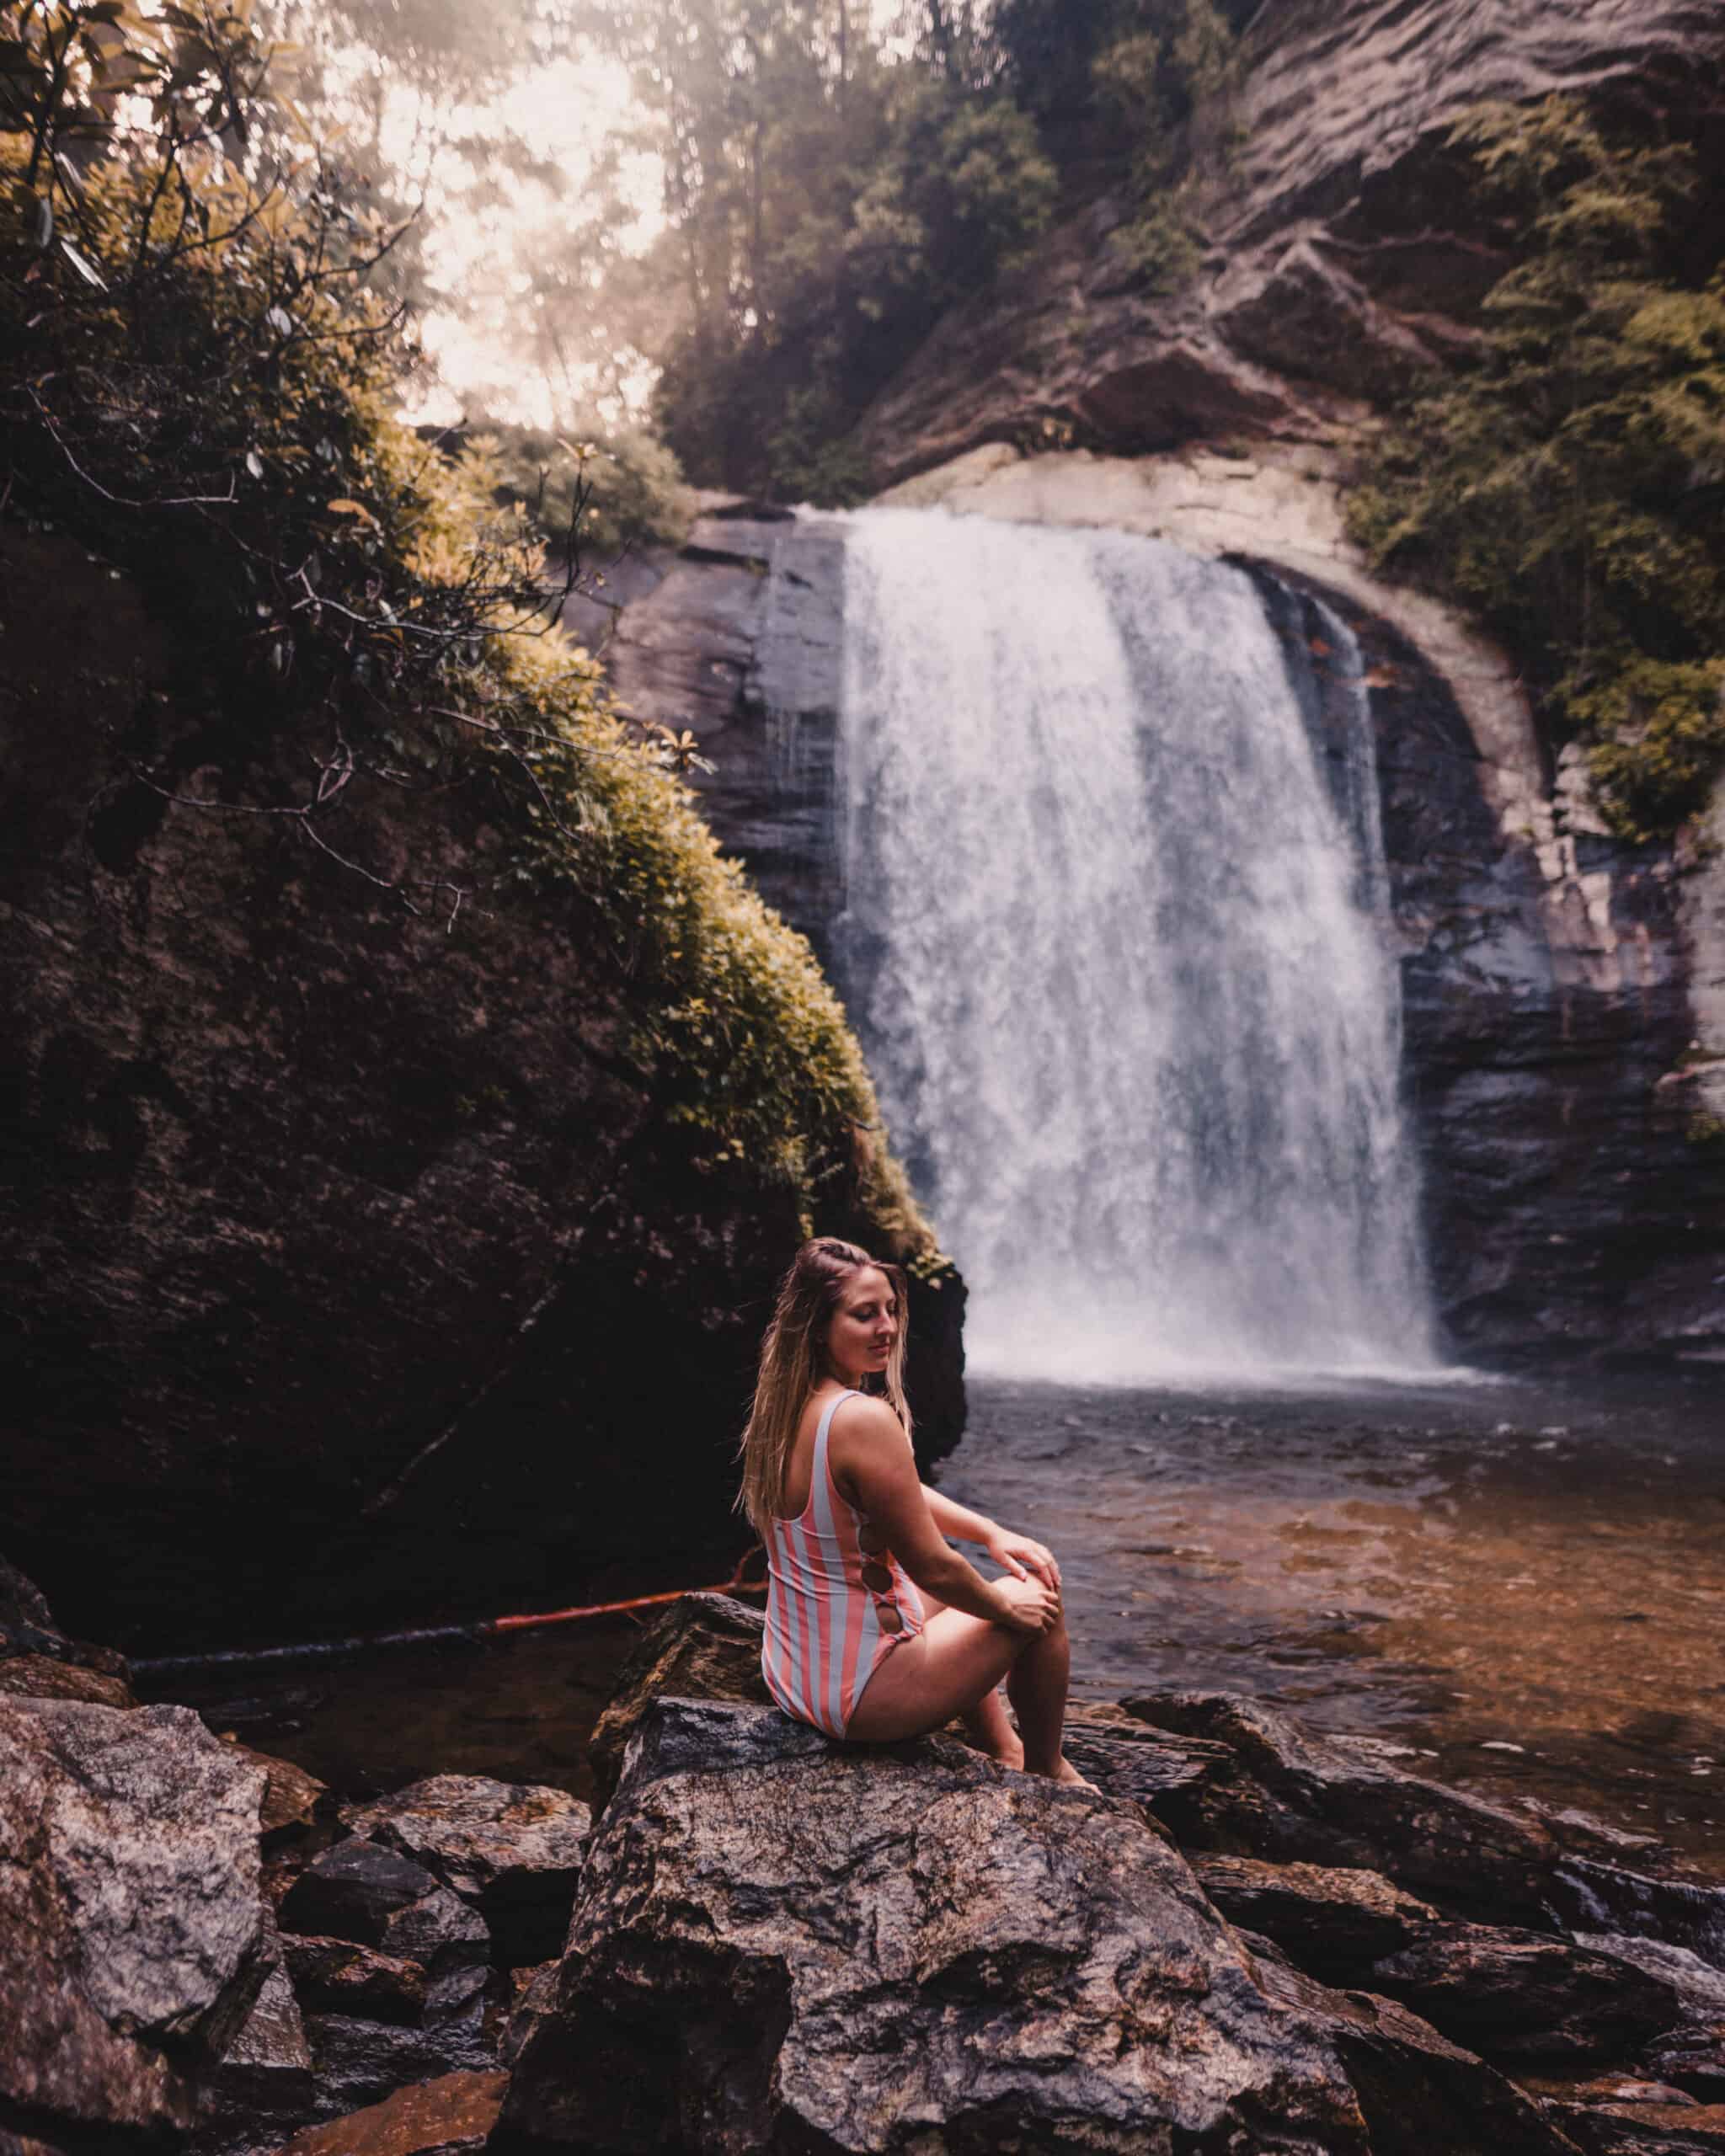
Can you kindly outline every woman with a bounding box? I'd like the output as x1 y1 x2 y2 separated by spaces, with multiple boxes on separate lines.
738 1236 1083 1782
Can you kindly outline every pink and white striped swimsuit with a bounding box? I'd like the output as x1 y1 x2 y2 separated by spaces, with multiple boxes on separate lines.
761 1388 926 1737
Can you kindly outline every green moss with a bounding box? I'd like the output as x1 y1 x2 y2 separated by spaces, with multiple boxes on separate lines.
2 119 943 1271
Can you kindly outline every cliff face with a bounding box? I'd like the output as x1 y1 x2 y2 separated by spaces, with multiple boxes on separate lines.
0 526 963 1652
857 0 1725 486
605 464 1725 1364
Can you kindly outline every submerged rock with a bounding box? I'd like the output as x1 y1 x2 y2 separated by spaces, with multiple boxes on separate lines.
265 2068 508 2156
498 1694 1572 2154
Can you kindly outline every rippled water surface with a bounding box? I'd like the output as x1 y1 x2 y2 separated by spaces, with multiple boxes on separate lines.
145 1369 1724 1874
941 1369 1725 1871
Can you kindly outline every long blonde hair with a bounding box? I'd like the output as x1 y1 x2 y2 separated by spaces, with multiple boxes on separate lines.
736 1236 913 1537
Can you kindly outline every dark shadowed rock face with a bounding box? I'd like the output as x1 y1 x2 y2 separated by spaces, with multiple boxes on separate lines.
497 1694 1575 2155
0 525 963 1652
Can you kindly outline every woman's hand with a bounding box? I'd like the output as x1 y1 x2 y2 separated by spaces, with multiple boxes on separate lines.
984 1529 1061 1593
993 1574 1060 1636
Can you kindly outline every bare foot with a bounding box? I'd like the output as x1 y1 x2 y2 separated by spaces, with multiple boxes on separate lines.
1053 1757 1098 1790
977 1737 1026 1771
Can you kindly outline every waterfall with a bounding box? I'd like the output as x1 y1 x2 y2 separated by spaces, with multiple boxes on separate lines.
834 506 1439 1384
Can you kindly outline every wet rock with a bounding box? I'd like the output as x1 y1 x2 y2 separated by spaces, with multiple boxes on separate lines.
0 1694 269 2151
300 1972 499 2126
1540 2099 1725 2153
279 1841 443 1944
499 1962 558 2069
1125 1689 1562 1918
1367 1923 1681 2065
340 1774 590 1966
281 1938 430 2026
586 1590 772 1808
1581 1935 1725 2100
0 1650 136 1708
1191 1854 1440 1975
498 1694 1573 2154
1250 1955 1578 2156
1549 1860 1725 1975
266 2069 507 2156
0 1555 131 1682
376 1884 489 1975
1060 1705 1234 1828
243 1745 331 1843
195 1961 316 2150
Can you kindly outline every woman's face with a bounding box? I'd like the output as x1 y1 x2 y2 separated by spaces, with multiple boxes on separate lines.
826 1265 898 1381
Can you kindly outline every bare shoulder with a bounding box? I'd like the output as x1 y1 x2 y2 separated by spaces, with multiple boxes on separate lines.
828 1393 914 1470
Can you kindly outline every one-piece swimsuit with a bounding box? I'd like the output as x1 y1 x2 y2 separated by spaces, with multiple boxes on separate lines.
761 1387 926 1737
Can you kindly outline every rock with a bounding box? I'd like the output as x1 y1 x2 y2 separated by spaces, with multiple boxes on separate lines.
1124 1689 1562 1917
1191 1854 1440 1974
300 1975 499 2126
1540 2099 1725 2153
0 1650 136 1708
586 1590 772 1808
340 1774 590 1966
375 1885 489 1975
1579 1935 1725 2099
278 1841 445 1945
195 1960 316 2145
1366 1923 1681 2065
499 1962 559 2069
0 525 956 1651
497 1694 1573 2154
1549 1860 1725 1975
281 1938 430 2026
0 1693 269 2151
1060 1705 1235 1830
1249 1955 1581 2156
857 1 1725 489
0 1554 132 1681
266 2069 508 2156
243 1744 332 1843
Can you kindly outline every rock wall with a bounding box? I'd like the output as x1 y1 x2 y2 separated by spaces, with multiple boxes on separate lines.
605 458 1725 1363
0 525 963 1653
855 0 1725 488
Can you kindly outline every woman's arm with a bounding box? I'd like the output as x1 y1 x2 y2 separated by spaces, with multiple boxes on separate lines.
922 1486 1061 1593
830 1400 1052 1631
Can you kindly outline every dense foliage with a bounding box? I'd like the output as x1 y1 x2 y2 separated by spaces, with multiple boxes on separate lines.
0 0 940 1257
1347 99 1725 843
575 0 1237 499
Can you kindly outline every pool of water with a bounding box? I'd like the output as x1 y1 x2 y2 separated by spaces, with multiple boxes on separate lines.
942 1368 1725 1872
142 1366 1725 1870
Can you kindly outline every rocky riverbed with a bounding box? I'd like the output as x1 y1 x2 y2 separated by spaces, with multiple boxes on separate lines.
17 1569 1725 2156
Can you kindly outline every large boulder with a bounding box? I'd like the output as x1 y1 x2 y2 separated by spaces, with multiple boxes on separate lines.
585 1590 772 1807
0 526 960 1652
497 1694 1574 2154
0 1694 270 2152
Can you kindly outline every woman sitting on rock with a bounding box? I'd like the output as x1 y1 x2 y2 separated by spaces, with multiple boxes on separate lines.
738 1235 1083 1781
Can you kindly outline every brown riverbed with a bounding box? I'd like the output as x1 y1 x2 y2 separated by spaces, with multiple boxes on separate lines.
142 1368 1725 1870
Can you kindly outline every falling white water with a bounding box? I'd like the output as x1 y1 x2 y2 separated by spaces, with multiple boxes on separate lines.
835 507 1439 1385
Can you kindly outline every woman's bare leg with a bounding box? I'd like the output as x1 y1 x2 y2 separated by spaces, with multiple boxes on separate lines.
916 1596 1023 1767
1007 1612 1071 1779
844 1607 1078 1783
